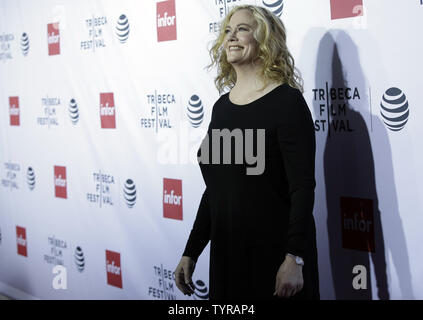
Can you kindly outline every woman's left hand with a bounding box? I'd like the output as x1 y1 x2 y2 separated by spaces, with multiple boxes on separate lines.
274 255 304 298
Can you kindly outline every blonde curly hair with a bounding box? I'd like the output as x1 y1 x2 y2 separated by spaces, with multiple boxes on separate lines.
205 5 303 95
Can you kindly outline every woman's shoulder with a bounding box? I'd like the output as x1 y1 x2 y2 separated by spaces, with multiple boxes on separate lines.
273 84 313 125
269 83 306 113
276 82 303 100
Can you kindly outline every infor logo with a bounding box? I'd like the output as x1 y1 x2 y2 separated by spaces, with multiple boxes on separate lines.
163 178 183 220
157 0 177 42
106 250 123 289
47 22 60 55
54 166 67 199
341 197 375 252
9 96 20 126
100 92 116 129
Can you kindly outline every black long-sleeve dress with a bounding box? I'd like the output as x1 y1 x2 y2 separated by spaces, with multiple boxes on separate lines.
183 83 320 300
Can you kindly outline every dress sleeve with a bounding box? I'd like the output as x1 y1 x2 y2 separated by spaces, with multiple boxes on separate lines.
182 96 220 261
182 188 211 262
276 89 316 258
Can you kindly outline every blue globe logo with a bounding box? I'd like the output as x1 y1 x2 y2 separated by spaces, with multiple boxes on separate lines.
116 14 130 44
74 246 85 272
380 87 409 131
124 179 136 208
262 0 284 17
27 167 35 191
193 279 209 300
21 32 30 56
187 95 204 128
69 98 79 125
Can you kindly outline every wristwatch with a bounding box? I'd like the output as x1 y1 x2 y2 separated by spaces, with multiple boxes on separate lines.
286 253 304 266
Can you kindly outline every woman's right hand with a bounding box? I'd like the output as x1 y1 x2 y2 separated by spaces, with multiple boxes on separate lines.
174 256 196 296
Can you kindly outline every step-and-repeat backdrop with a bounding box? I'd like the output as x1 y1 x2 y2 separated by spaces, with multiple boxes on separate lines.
0 0 422 300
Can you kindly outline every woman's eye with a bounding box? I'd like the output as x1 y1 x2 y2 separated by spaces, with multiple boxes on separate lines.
224 27 247 34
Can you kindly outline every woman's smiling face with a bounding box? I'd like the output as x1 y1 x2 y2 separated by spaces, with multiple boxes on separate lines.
223 9 259 65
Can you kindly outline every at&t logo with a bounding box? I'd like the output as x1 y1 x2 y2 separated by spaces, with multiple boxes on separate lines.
21 32 29 56
187 95 204 128
123 179 136 208
27 167 35 190
116 14 130 43
380 87 409 132
262 0 284 17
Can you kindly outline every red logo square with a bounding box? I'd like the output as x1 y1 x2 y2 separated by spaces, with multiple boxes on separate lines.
100 93 116 129
157 0 177 42
16 226 27 257
9 96 20 126
341 196 375 252
330 0 363 20
47 23 60 55
163 178 183 220
106 250 123 289
54 166 67 199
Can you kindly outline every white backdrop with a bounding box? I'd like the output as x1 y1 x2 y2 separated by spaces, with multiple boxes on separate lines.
0 0 422 300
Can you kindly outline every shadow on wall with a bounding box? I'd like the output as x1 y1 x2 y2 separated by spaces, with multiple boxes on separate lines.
307 30 413 299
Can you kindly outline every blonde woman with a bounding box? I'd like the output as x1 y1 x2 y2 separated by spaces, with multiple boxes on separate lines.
175 5 319 300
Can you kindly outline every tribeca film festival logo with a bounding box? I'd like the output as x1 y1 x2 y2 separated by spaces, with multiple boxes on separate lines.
47 22 60 55
106 250 123 289
115 14 130 44
312 84 361 136
54 166 67 199
148 264 209 300
148 264 177 299
86 170 116 207
208 0 258 33
16 226 27 257
163 178 183 221
140 91 175 133
37 95 61 128
100 92 116 128
44 235 67 266
51 245 85 289
380 87 410 132
0 32 14 61
1 162 20 191
81 15 107 51
9 96 20 126
157 0 177 42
